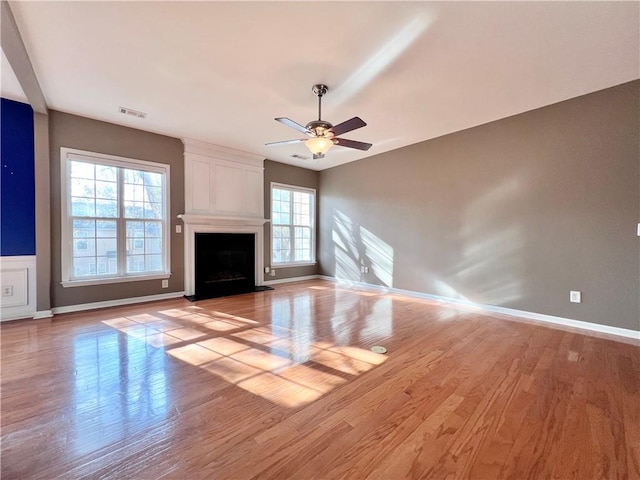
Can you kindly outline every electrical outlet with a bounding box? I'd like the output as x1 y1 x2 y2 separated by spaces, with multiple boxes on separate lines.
570 290 581 303
2 286 13 297
162 280 169 288
176 225 182 234
270 270 276 277
265 267 270 273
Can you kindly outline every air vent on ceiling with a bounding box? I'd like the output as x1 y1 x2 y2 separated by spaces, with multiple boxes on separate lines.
118 106 146 119
290 154 310 160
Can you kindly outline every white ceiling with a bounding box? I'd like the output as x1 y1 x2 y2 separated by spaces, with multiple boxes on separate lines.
8 1 639 171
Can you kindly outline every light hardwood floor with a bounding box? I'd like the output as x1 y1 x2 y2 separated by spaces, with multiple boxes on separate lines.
1 279 638 479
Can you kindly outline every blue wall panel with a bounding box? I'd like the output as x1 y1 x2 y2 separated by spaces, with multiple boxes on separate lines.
1 98 35 256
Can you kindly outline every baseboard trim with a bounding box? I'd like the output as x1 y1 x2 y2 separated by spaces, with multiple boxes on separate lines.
33 310 53 319
51 291 186 315
0 307 36 322
263 275 320 286
320 276 640 341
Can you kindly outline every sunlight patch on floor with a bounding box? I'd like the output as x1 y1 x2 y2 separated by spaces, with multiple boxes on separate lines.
102 301 387 408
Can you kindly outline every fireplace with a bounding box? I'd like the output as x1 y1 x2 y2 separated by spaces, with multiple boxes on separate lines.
178 214 270 300
195 233 255 299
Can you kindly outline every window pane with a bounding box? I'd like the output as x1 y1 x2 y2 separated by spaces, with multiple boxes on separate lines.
146 238 162 255
96 256 117 275
71 197 95 217
126 221 145 238
97 220 117 237
272 225 291 263
71 178 94 198
124 201 144 218
294 226 312 262
146 255 163 272
96 199 118 218
145 221 162 237
70 161 94 180
95 165 116 182
74 257 96 277
145 186 162 203
144 202 162 219
96 238 117 257
74 219 95 237
95 181 117 200
127 255 145 273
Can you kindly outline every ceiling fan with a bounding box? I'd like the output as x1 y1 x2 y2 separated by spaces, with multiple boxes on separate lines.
266 84 372 160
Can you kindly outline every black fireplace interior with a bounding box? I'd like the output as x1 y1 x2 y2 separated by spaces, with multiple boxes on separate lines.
190 233 271 301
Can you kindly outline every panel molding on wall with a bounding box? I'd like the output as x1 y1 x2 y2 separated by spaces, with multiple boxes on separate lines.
0 255 36 321
183 138 264 218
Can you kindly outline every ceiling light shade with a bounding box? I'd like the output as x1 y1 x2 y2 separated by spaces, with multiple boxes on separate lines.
305 136 334 156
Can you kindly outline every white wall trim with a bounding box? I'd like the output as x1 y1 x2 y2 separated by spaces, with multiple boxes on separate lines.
264 275 320 286
182 138 264 167
51 291 185 315
33 310 53 319
1 255 37 322
320 276 640 342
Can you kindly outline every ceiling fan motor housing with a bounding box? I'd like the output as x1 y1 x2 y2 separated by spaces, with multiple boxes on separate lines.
305 120 334 138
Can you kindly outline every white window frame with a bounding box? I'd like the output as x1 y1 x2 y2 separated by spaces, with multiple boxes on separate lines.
270 182 316 267
60 147 171 287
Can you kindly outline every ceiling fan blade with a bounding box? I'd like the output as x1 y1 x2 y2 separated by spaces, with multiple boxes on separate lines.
265 138 306 146
334 137 372 151
275 117 311 135
330 116 367 137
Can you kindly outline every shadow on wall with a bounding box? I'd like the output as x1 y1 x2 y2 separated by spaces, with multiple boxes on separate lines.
329 171 525 311
332 209 394 287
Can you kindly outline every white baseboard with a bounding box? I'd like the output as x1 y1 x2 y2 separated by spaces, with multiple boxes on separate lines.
320 276 640 341
33 310 53 319
263 275 320 286
51 291 186 315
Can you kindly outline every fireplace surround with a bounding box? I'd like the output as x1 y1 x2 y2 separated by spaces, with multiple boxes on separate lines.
179 214 269 299
180 140 269 299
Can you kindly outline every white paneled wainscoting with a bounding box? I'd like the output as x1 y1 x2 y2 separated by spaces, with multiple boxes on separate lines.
0 255 37 321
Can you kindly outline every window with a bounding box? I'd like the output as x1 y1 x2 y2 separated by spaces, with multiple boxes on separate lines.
60 148 170 286
271 183 315 265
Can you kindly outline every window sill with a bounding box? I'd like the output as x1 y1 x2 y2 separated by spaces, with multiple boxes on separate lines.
272 262 317 268
61 273 171 288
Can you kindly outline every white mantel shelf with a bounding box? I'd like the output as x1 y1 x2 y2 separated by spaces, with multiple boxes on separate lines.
178 214 269 226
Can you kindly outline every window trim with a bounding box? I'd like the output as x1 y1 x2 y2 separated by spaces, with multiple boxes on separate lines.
270 182 316 267
60 147 171 287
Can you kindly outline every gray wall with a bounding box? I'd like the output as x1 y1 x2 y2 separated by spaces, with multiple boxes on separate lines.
49 111 185 308
319 80 640 331
263 159 320 282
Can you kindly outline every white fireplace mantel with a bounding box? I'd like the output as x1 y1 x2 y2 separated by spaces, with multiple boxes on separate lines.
178 214 270 297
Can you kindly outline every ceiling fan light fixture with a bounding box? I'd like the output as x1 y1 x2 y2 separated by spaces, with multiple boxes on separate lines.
305 136 334 156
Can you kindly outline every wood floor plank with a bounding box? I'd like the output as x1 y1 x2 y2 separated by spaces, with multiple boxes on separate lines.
1 279 638 479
